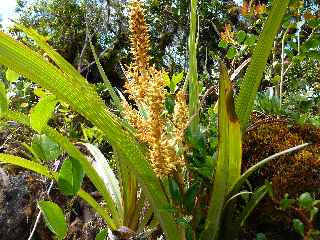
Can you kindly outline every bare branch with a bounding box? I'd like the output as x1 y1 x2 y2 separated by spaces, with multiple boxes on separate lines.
230 57 251 81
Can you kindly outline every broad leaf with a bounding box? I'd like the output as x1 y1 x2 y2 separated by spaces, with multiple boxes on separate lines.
38 200 68 240
31 134 61 162
30 95 57 132
58 158 85 196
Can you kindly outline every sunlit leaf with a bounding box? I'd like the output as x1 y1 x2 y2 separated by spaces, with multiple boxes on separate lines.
58 158 85 196
5 69 19 82
30 95 57 132
31 134 61 162
38 200 68 240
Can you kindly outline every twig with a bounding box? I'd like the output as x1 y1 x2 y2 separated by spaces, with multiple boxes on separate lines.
283 29 315 77
200 86 217 108
78 30 89 72
80 47 110 73
279 28 289 107
230 57 251 81
27 160 61 240
210 19 221 37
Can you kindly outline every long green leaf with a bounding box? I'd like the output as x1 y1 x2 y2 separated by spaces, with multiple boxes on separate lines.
239 184 268 226
235 0 289 127
188 0 200 136
84 143 123 216
228 142 310 197
0 81 8 115
201 63 242 240
115 150 139 230
14 23 86 86
77 190 116 230
0 153 53 178
0 32 180 239
89 38 122 113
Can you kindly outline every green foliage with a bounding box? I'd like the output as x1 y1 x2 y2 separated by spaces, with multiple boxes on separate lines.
38 200 68 240
30 95 57 132
0 24 180 240
201 63 242 240
31 134 61 162
236 0 290 128
165 72 184 94
279 192 320 239
293 218 304 237
0 0 318 239
58 158 85 196
95 229 108 240
5 69 19 82
299 192 314 209
188 0 200 137
0 81 8 114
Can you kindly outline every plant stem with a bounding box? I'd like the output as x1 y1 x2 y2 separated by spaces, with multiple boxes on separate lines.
27 160 60 240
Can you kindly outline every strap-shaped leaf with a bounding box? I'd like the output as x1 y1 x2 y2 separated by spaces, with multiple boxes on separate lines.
0 32 180 239
239 184 268 226
84 143 123 216
228 142 310 198
235 0 289 128
0 153 53 178
89 38 122 112
188 0 200 136
201 63 242 240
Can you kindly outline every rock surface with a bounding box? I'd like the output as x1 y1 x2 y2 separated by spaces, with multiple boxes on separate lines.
0 168 30 240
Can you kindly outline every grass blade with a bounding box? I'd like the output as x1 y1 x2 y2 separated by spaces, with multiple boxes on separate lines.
239 184 268 226
89 37 123 113
229 143 310 197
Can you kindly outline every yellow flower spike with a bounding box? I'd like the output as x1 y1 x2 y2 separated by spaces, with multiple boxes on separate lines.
123 0 188 177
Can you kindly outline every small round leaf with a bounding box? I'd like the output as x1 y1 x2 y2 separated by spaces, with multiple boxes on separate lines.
6 69 20 82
